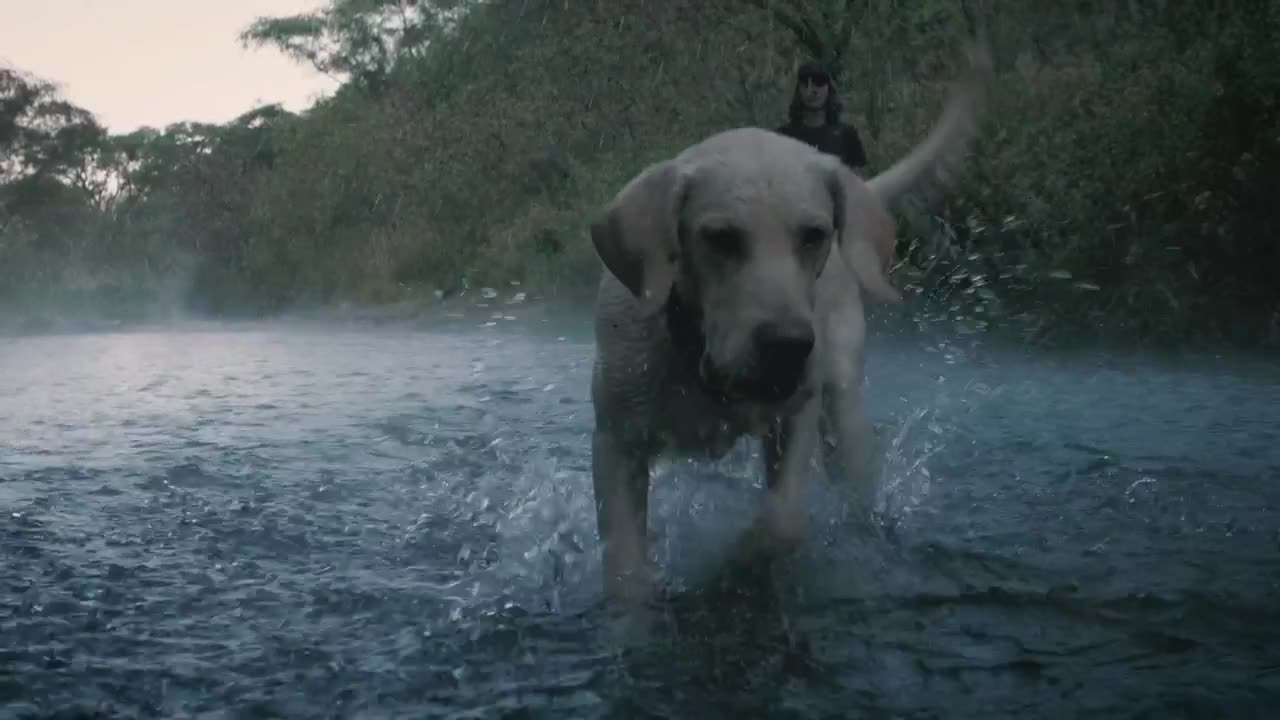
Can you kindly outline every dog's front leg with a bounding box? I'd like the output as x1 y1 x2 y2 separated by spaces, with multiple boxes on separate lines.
592 428 653 602
822 379 878 516
758 398 822 548
820 302 881 525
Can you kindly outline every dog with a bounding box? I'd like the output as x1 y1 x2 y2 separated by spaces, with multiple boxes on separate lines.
586 46 992 602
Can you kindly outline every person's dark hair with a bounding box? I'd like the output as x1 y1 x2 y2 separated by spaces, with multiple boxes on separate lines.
787 61 842 126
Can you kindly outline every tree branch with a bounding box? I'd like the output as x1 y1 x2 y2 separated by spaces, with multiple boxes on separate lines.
741 0 830 63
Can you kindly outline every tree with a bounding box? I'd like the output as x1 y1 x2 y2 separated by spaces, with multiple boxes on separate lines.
239 0 471 91
1 66 105 187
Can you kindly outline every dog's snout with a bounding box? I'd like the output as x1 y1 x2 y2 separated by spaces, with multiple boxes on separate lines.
753 321 815 379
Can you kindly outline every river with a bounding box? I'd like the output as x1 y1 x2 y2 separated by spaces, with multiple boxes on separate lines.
2 304 1278 718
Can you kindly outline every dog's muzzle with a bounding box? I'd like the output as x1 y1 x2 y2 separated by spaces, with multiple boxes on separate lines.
754 321 813 379
701 320 815 405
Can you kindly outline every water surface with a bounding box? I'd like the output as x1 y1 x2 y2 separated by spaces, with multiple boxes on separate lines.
2 308 1278 718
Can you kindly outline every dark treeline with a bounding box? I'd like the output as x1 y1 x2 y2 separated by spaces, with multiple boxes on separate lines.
2 0 1277 348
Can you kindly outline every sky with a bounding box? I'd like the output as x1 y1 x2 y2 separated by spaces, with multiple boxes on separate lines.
0 0 342 133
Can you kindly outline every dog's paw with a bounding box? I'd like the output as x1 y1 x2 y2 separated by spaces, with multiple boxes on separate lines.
736 498 806 556
603 564 658 607
759 499 806 549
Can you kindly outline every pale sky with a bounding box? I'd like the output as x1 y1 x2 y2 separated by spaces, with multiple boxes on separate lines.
0 0 341 133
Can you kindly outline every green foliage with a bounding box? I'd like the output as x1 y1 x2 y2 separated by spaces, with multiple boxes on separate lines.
900 4 1280 347
2 0 1278 348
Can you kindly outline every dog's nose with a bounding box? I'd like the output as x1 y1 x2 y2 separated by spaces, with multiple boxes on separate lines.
753 321 815 379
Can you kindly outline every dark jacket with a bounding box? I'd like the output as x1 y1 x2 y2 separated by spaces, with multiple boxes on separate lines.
775 121 867 172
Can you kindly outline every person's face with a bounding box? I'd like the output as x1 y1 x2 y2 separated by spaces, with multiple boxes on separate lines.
799 73 830 110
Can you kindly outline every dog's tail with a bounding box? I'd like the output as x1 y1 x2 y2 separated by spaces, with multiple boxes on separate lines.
866 41 993 205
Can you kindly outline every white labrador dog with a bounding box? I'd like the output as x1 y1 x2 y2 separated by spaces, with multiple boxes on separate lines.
587 46 992 601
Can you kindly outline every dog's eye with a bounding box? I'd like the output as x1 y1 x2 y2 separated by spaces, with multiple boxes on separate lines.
799 226 829 250
701 226 745 256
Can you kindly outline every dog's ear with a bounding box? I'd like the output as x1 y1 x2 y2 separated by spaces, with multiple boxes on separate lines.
825 160 903 304
590 159 689 315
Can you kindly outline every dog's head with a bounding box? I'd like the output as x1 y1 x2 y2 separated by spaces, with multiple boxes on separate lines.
590 128 901 405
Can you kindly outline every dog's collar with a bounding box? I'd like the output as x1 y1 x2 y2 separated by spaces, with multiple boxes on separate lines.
665 288 704 367
664 288 726 401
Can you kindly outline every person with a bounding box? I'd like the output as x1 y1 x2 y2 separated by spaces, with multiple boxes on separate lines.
774 61 868 173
